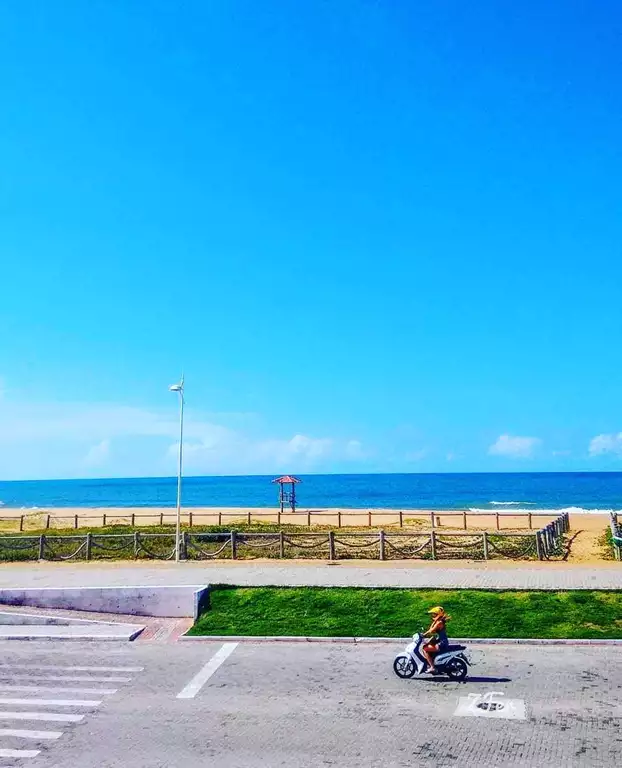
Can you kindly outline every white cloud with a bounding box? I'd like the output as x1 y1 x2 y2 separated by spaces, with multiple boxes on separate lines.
405 448 427 462
345 439 365 460
0 389 366 479
589 433 622 457
488 434 541 459
174 431 338 474
84 439 111 467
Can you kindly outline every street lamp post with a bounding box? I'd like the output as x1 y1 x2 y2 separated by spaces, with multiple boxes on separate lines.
169 376 185 562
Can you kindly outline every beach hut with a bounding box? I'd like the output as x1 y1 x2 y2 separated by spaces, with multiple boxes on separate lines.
273 475 301 515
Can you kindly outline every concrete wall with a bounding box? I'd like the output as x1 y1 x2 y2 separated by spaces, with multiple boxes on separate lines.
0 585 209 619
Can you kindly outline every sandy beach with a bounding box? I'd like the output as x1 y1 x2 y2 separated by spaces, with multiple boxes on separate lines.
0 505 607 532
0 507 612 563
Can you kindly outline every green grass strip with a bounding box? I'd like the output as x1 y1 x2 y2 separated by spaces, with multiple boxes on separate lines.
188 586 622 640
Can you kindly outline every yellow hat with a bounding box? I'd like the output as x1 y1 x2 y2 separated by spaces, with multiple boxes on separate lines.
427 606 445 615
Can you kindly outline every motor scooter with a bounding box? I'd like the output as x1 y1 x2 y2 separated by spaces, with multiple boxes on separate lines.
393 632 471 681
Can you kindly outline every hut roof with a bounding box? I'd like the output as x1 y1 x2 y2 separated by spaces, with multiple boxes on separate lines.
272 475 301 484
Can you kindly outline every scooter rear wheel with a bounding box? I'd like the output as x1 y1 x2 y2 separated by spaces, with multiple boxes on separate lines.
393 655 416 679
444 657 468 681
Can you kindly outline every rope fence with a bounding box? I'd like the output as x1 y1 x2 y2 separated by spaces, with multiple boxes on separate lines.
0 512 569 562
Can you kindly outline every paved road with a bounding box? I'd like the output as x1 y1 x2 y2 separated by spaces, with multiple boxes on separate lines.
0 560 620 590
0 640 618 766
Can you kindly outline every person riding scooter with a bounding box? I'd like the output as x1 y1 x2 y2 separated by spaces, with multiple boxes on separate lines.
421 606 450 673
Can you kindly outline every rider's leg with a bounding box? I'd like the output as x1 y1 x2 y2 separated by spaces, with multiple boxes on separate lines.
422 644 437 672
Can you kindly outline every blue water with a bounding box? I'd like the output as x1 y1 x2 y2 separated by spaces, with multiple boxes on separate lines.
0 473 621 512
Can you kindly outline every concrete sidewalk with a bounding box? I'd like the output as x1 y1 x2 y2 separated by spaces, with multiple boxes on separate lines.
0 560 620 590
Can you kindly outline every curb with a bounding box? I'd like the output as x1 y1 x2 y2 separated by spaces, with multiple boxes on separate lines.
0 626 145 642
179 634 622 646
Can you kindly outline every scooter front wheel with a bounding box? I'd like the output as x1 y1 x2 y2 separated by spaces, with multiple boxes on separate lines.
393 655 416 679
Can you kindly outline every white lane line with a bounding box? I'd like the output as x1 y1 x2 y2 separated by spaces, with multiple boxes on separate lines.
0 698 101 707
0 749 40 758
0 665 143 673
0 685 117 696
176 643 238 700
0 712 84 723
0 728 63 740
0 675 130 683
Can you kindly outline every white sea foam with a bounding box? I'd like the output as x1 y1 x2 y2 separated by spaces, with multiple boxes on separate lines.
469 506 619 515
489 501 534 506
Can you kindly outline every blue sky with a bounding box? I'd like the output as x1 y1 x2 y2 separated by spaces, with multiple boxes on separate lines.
1 0 621 480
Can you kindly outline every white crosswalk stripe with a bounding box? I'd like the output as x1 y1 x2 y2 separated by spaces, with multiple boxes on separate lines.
0 665 143 673
0 674 131 683
0 729 63 740
0 748 40 758
0 659 143 762
0 712 84 723
0 698 102 708
0 685 118 695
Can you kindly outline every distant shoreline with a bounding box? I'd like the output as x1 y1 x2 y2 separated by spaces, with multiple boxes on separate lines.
0 505 610 525
0 504 617 515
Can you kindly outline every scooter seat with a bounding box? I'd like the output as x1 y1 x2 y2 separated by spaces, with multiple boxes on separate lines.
445 644 466 652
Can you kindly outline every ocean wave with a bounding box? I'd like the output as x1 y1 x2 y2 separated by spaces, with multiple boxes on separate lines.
489 501 534 506
469 506 619 515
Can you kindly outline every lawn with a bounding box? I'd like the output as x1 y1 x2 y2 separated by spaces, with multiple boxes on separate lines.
188 586 622 639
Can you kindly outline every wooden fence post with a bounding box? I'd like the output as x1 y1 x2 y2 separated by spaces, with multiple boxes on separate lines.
535 532 543 560
328 531 335 561
188 512 193 528
277 510 281 526
482 532 489 560
430 512 436 529
528 512 532 530
74 514 79 530
462 511 467 530
368 511 372 527
231 531 238 560
103 513 107 527
399 510 403 528
134 531 140 558
379 530 386 561
337 510 342 528
279 531 285 558
131 513 135 527
85 532 92 561
430 531 436 560
247 510 252 525
495 512 500 531
38 535 46 560
46 514 51 530
19 515 24 532
307 511 311 527
159 512 164 526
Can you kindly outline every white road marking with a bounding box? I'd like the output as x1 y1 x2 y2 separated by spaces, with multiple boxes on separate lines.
0 675 131 683
0 728 63 740
0 698 101 707
0 685 117 696
0 665 143 673
0 712 84 723
0 749 40 758
176 642 238 700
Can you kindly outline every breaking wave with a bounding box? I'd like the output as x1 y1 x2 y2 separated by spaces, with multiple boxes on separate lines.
489 501 535 506
469 506 619 515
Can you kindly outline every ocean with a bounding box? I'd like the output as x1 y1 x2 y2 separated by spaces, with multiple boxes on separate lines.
0 472 621 513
